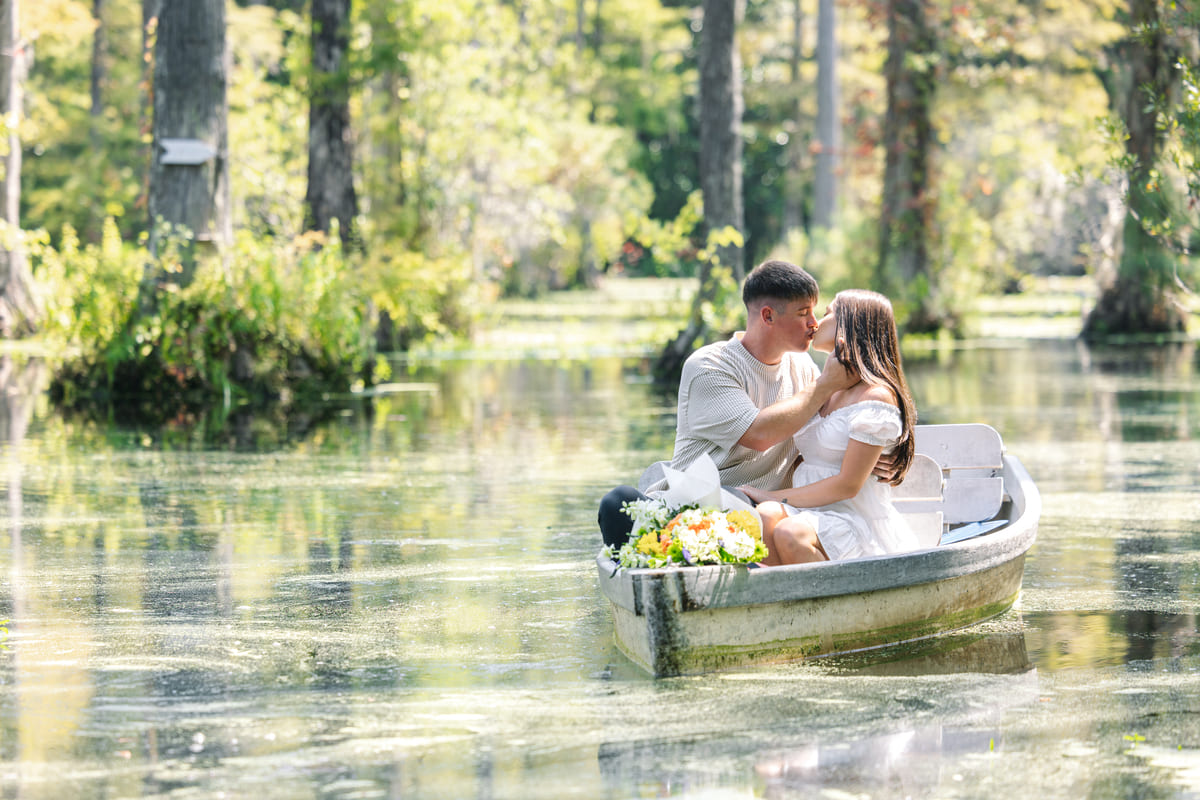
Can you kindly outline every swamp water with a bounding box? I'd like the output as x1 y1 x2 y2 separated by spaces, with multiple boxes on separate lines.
0 337 1198 799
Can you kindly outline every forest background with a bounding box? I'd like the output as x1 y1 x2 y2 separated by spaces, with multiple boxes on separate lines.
1 0 1199 424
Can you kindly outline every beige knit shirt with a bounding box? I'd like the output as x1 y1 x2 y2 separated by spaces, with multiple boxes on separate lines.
644 332 820 493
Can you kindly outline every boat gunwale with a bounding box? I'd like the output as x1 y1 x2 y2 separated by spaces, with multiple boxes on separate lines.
596 453 1040 615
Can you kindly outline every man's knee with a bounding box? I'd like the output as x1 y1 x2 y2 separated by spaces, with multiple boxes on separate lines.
598 485 646 547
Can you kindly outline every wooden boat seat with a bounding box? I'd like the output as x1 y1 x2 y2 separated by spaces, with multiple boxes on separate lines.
892 453 945 548
894 423 1006 548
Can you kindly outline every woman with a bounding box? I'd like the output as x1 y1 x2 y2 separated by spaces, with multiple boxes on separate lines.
740 289 918 565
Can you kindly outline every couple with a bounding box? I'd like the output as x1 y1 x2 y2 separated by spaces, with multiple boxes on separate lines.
598 258 919 566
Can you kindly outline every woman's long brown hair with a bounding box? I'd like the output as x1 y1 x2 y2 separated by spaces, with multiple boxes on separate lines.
830 289 916 485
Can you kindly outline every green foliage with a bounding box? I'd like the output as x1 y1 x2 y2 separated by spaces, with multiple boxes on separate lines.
214 230 371 384
768 211 880 300
352 0 670 297
955 19 1123 283
695 264 742 337
1081 0 1200 338
33 218 142 350
681 226 751 339
620 190 706 277
35 224 463 419
924 166 997 333
20 0 1186 388
1140 3 1200 288
588 0 696 222
22 0 147 244
363 246 474 351
227 5 310 239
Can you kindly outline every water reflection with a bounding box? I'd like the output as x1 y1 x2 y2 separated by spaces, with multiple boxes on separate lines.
1024 609 1199 668
749 709 1029 800
596 662 1042 800
822 625 1033 676
0 340 1197 798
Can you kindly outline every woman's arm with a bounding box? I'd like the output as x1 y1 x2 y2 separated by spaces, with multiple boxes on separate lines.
740 438 884 507
737 357 853 451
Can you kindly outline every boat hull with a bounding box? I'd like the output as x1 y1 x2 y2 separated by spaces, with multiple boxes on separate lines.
597 454 1040 677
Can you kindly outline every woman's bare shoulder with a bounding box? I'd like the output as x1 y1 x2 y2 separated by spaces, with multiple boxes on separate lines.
860 384 898 406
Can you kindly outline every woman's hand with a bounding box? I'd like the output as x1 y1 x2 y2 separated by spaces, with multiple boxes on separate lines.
739 485 773 505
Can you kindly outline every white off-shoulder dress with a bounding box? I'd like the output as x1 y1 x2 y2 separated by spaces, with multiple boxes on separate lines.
788 400 919 560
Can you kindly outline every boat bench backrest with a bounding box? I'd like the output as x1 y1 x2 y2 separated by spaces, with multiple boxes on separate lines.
893 423 1005 548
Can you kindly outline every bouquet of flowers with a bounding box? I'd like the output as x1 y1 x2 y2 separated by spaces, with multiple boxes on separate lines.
603 497 768 569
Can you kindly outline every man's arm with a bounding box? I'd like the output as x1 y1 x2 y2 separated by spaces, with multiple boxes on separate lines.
871 450 902 483
737 356 854 451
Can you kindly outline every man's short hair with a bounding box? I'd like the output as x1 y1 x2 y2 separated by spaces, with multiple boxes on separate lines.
742 260 819 307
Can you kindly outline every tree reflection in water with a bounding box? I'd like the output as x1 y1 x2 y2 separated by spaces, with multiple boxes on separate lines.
0 342 1196 799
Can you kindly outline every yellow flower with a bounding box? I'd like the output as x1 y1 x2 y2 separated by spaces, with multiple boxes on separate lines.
636 530 667 557
726 509 762 542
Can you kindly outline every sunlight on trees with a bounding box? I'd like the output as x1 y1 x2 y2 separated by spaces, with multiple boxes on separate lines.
4 0 1198 413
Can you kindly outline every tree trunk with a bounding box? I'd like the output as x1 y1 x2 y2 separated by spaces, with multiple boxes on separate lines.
358 0 408 250
572 0 600 288
146 0 231 282
0 0 37 338
305 0 359 247
781 0 805 236
656 0 744 381
877 0 938 332
576 0 586 52
138 0 160 219
1082 0 1185 339
592 0 603 54
698 0 745 281
813 0 839 229
91 0 106 120
88 0 107 244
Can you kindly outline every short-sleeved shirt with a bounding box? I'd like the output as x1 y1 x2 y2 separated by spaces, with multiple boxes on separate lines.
644 332 820 493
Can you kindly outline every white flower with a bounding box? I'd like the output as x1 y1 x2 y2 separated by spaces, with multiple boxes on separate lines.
671 508 725 563
622 498 674 537
721 529 756 560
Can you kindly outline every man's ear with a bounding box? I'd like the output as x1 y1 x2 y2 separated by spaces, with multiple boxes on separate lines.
761 305 774 324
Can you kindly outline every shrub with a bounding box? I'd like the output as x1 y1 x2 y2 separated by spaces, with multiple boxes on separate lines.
34 222 467 423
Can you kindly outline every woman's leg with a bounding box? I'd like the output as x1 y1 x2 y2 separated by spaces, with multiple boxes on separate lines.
771 515 829 564
754 501 788 566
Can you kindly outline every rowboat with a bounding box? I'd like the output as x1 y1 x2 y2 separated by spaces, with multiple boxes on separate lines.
595 423 1040 677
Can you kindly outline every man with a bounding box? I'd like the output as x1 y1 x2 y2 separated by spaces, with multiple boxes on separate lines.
598 259 855 547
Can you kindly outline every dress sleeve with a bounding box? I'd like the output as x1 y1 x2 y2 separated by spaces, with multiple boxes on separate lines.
847 403 903 447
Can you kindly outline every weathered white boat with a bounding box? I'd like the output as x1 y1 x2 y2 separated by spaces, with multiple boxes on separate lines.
596 423 1040 677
